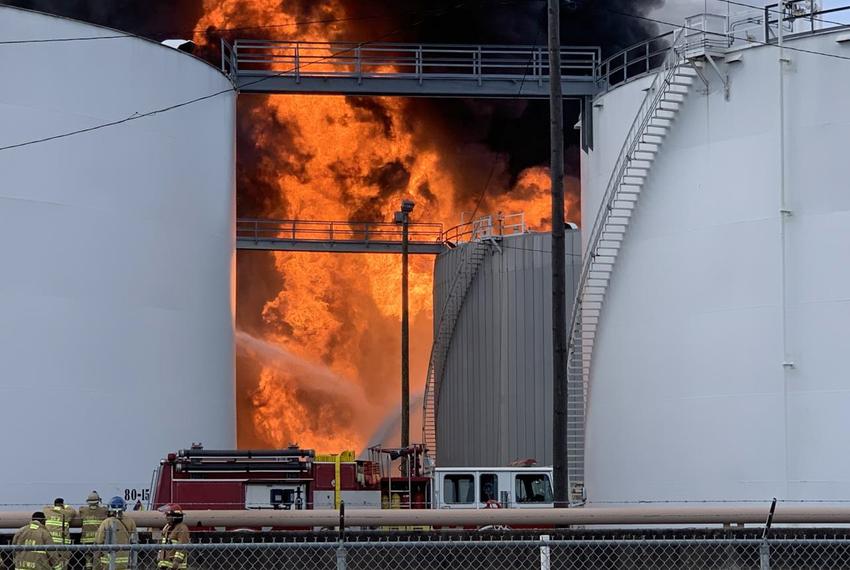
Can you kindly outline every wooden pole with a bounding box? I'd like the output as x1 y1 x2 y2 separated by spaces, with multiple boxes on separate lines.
548 0 569 508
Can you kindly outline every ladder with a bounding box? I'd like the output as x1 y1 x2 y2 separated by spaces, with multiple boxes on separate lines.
422 240 492 459
566 28 696 502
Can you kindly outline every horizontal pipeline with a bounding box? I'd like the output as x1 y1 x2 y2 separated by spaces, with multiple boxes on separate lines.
1 505 850 529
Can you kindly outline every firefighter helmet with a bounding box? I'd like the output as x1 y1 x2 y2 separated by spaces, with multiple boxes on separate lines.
108 496 127 513
161 503 184 523
86 491 101 505
159 503 183 517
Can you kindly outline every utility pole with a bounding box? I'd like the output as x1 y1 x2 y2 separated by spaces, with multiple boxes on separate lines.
394 199 415 459
548 0 569 508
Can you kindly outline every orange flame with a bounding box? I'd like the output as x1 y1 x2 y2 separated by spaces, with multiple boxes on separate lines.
195 1 579 454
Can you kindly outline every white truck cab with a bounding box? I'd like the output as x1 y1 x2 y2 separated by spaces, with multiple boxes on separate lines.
432 467 554 509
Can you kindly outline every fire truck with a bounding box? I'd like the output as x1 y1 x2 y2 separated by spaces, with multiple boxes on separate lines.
150 443 554 513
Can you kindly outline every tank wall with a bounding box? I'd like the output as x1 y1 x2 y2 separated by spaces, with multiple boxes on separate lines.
435 232 580 467
0 7 236 506
583 29 850 503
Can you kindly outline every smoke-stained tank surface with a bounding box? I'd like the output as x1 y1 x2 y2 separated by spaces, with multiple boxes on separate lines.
0 6 236 506
434 229 580 467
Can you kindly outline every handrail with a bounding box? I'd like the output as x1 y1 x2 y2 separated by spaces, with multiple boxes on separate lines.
236 218 443 244
230 40 600 82
595 31 674 93
441 213 527 244
221 38 237 80
566 26 688 501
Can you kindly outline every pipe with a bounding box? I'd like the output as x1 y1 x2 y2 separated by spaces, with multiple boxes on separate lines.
177 449 315 458
176 463 309 473
2 506 850 530
777 0 793 500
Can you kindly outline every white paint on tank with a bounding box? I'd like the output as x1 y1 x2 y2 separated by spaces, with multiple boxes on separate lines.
583 28 850 503
0 7 236 507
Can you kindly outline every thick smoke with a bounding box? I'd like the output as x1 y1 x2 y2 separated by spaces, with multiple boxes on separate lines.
5 0 664 449
1 0 205 39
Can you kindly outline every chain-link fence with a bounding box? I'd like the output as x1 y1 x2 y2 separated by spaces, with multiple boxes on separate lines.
3 537 850 569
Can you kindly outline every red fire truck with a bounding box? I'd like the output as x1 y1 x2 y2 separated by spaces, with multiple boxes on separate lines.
150 443 553 514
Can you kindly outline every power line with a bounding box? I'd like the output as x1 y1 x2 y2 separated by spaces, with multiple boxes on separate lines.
0 3 467 153
0 34 129 44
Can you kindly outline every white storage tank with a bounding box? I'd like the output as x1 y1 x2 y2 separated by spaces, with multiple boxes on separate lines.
581 12 850 503
0 6 236 506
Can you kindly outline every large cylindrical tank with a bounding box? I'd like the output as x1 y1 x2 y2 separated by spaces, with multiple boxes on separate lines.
583 24 850 502
434 231 580 467
0 7 236 506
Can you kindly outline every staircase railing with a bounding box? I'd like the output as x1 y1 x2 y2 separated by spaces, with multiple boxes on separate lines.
565 27 688 503
422 240 491 458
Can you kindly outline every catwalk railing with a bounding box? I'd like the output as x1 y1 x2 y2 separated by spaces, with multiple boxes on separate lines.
236 218 444 254
221 39 601 97
5 536 850 569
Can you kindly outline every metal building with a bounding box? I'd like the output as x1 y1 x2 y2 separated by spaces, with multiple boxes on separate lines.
576 4 850 503
431 219 580 467
0 7 236 506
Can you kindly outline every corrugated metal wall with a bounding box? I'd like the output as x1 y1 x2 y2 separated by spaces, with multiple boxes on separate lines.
434 231 580 467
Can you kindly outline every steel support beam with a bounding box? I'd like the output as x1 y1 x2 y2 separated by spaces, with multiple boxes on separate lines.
236 74 599 98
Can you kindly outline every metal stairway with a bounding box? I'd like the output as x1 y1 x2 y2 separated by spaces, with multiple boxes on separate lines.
566 29 695 502
422 239 492 458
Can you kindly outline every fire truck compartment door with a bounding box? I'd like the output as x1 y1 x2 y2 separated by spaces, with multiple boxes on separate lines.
314 490 381 509
245 483 307 509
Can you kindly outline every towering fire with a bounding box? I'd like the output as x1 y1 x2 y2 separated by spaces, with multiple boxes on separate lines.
7 0 662 454
192 1 584 452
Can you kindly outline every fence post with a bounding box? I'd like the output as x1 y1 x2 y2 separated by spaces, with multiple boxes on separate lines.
539 534 551 570
336 501 347 570
760 498 777 570
336 544 347 570
760 541 771 570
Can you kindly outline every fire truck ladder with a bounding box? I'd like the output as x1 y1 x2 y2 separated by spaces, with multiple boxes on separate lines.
566 28 696 503
422 219 500 458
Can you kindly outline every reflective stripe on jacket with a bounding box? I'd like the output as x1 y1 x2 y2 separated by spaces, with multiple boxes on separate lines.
94 516 138 570
156 522 190 570
42 505 76 545
78 505 108 544
12 522 59 570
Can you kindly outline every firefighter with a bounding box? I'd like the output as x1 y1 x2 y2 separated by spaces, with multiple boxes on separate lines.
156 504 190 570
94 497 137 570
79 491 108 570
12 511 60 570
42 498 76 570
